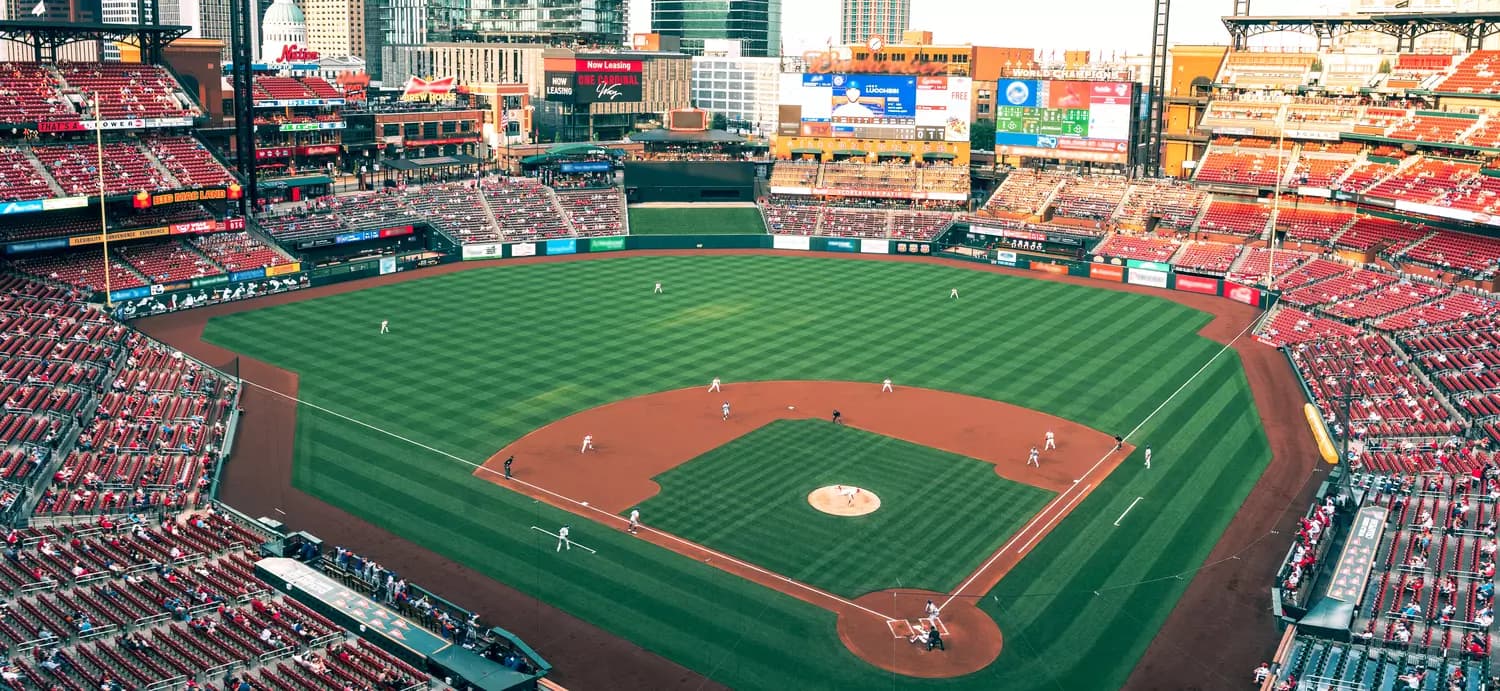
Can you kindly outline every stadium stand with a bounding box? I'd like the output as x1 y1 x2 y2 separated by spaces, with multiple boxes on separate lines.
1197 198 1272 237
1227 246 1312 285
978 169 1068 217
1434 49 1500 94
1281 267 1400 308
1171 242 1242 276
1274 205 1355 244
1335 215 1432 253
555 188 626 237
1050 175 1128 222
143 136 237 189
31 142 170 197
1093 233 1179 262
1255 306 1362 347
0 147 58 202
1115 179 1206 231
1192 143 1288 187
1365 158 1481 204
187 233 293 272
1376 292 1500 331
1338 159 1398 193
57 63 196 120
0 62 72 125
1217 52 1316 90
1398 229 1500 278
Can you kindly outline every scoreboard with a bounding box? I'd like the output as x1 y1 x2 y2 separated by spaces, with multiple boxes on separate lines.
996 107 1091 138
993 79 1134 164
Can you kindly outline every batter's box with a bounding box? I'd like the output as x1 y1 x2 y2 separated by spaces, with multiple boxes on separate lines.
886 619 914 639
920 617 949 636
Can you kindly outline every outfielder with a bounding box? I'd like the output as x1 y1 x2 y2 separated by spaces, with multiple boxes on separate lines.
556 526 572 552
580 434 594 453
653 281 663 294
949 288 959 299
709 377 722 392
627 509 640 534
1144 445 1152 469
379 320 389 334
881 378 893 393
1027 446 1040 467
721 401 731 420
1044 430 1056 450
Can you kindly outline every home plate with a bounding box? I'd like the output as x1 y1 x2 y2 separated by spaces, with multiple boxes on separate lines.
788 406 795 410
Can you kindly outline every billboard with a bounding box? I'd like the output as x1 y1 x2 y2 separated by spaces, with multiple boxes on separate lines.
543 58 643 105
993 79 1134 164
778 73 970 142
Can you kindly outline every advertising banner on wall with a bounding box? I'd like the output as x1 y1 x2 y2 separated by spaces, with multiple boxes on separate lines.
511 242 537 257
1225 282 1261 306
1089 263 1124 282
825 238 858 252
1127 268 1169 288
860 239 889 254
542 58 643 104
993 250 1019 266
545 238 577 255
773 235 811 251
590 237 626 252
1174 274 1219 295
1125 259 1171 272
462 243 502 260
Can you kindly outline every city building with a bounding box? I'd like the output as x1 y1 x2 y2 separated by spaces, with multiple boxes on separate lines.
467 0 627 46
1341 0 1500 51
159 0 203 37
839 0 908 46
835 31 1029 126
304 0 364 60
260 0 306 64
380 42 547 96
342 104 486 162
537 47 691 141
650 0 781 58
691 41 780 136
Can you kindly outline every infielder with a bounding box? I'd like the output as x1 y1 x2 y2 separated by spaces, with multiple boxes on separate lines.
653 281 663 294
379 320 389 334
627 509 640 534
881 378 893 393
1045 430 1056 450
1143 445 1152 469
709 377 722 392
580 434 594 453
555 526 571 552
950 288 959 299
721 401 730 420
1027 446 1040 467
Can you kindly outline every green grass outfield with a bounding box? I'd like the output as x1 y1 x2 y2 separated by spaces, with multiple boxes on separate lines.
627 206 767 234
640 419 1054 598
202 254 1271 689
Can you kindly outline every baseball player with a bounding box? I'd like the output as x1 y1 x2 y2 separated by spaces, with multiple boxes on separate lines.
721 401 730 420
949 288 959 299
379 320 389 334
1144 445 1152 469
1044 430 1056 450
580 434 594 453
627 508 640 534
653 281 663 294
881 378 893 393
556 526 571 552
832 409 843 424
838 485 859 505
1027 446 1040 467
925 600 941 622
503 456 513 479
709 377 722 392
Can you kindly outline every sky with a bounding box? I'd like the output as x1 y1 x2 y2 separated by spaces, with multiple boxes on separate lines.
628 0 1336 56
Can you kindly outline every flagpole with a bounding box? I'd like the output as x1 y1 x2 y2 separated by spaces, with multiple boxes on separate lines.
96 94 113 308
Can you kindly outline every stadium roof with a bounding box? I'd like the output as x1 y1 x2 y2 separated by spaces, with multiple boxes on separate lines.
0 20 190 62
1221 10 1500 50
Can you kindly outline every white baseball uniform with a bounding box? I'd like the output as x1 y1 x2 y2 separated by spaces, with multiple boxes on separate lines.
709 377 721 392
950 288 959 299
628 509 640 533
654 282 663 294
722 402 730 420
581 435 593 453
882 378 893 392
1027 448 1039 467
1045 431 1055 450
1144 448 1152 469
379 320 389 333
556 526 571 551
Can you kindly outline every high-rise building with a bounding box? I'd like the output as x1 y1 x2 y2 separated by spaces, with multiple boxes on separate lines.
159 0 203 37
468 0 627 46
261 0 306 62
651 0 780 57
839 0 908 46
304 0 363 59
691 50 780 135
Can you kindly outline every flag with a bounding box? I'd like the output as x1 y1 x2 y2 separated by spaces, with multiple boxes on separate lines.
30 0 45 16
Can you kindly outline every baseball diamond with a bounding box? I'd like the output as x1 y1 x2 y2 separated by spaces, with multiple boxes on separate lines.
134 250 1307 689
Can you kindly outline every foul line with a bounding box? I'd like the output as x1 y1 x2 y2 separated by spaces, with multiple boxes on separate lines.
1114 497 1143 527
529 526 597 554
937 314 1260 612
236 378 898 624
1017 484 1090 555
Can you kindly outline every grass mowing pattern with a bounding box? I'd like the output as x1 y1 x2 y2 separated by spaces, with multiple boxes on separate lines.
202 254 1271 690
640 419 1054 598
627 206 767 235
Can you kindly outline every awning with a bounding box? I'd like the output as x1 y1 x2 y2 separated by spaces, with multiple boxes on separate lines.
257 174 333 189
742 140 770 147
380 154 482 171
877 151 912 158
832 149 868 156
921 152 957 160
790 147 823 155
548 142 608 156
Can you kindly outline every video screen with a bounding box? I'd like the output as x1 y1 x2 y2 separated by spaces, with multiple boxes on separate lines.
993 79 1133 163
779 73 971 143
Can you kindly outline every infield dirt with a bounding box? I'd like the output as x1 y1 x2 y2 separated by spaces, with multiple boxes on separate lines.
136 249 1319 689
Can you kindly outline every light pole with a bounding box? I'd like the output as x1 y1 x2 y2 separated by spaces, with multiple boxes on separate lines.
1266 94 1293 287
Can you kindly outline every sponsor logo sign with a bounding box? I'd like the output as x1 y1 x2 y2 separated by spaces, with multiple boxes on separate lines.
545 238 577 255
860 239 889 254
1226 282 1260 305
0 200 45 215
825 238 858 252
1126 267 1168 288
1089 263 1124 282
1030 262 1068 275
265 262 302 277
994 250 1019 266
511 242 537 257
773 235 811 251
1174 274 1219 295
591 237 626 252
1125 259 1171 272
462 243 501 260
280 121 346 132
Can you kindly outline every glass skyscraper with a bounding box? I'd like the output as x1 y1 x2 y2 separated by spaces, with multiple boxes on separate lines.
651 0 781 58
839 0 908 46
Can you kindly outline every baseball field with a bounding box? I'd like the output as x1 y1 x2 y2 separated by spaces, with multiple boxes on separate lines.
158 253 1281 688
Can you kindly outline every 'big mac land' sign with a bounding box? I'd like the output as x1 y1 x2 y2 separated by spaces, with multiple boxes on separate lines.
543 57 643 104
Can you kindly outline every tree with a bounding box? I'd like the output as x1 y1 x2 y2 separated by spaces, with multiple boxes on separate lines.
969 119 996 151
711 112 728 130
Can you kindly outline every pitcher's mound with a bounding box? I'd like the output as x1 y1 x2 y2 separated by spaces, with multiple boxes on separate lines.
808 485 881 516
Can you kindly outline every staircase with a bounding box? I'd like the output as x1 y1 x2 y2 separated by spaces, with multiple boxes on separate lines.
138 145 183 190
474 183 504 237
539 186 576 236
20 144 67 198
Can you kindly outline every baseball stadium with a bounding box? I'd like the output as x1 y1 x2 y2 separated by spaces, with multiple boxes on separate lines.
0 4 1498 691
